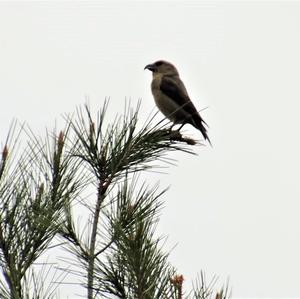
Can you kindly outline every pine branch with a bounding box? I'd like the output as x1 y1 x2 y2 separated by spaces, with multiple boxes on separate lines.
93 176 176 299
0 124 85 298
61 102 198 298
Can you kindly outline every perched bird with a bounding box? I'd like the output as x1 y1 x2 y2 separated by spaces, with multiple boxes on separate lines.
144 60 211 144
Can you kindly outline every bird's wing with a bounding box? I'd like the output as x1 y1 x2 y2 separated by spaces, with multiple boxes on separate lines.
159 76 199 117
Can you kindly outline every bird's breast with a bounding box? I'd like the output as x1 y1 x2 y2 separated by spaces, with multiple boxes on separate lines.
150 76 186 123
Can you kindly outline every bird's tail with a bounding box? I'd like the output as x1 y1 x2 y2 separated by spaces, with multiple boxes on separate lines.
193 115 212 146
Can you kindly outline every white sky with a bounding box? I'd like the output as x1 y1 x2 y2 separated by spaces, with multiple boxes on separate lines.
1 1 300 298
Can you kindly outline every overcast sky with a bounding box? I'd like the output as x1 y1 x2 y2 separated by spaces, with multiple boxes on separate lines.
1 1 300 298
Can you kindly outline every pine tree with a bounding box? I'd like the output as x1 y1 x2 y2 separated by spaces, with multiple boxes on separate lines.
0 102 229 299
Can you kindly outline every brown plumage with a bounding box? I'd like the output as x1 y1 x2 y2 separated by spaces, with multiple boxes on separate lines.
144 60 211 144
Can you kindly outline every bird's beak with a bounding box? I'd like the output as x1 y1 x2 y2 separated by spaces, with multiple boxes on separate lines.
144 63 156 72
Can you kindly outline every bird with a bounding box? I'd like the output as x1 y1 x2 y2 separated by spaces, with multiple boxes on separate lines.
144 60 211 144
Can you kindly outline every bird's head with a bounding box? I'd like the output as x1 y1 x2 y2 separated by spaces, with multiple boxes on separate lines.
144 60 179 76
